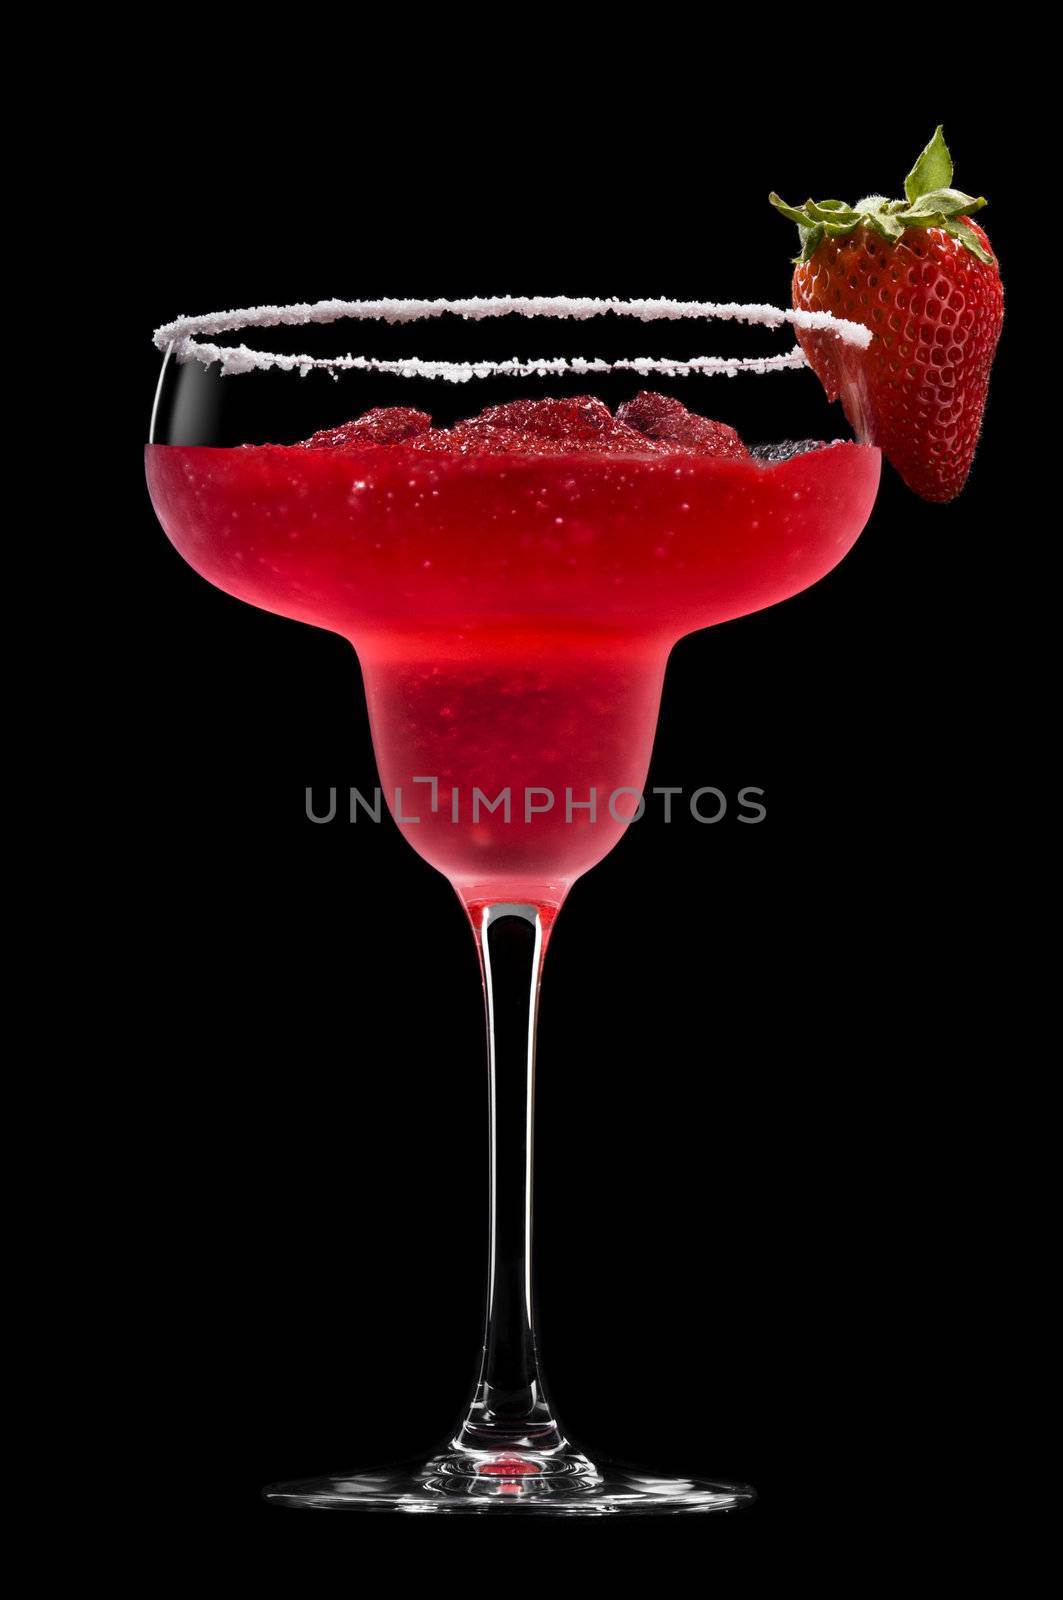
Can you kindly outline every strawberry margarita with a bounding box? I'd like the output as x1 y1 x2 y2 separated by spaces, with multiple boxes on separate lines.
146 393 879 908
147 289 886 1513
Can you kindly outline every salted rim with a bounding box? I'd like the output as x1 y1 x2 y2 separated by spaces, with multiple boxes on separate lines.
152 296 871 382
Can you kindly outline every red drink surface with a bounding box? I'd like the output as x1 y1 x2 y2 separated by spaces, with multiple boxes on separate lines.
146 395 879 905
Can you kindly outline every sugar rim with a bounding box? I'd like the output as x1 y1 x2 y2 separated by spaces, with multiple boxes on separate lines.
153 296 871 383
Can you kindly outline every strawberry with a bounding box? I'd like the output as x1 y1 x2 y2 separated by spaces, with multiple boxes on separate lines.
770 127 1003 503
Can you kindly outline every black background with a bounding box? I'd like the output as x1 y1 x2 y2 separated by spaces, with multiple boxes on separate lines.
76 49 1037 1584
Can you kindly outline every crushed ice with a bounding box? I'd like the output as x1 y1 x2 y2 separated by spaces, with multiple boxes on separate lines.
750 440 832 463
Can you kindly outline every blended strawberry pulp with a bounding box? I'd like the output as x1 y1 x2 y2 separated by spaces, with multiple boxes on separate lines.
146 395 880 906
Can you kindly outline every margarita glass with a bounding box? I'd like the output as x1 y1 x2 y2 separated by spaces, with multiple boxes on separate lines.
146 298 880 1513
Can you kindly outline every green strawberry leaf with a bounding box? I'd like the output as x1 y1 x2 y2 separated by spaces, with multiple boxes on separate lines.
865 210 905 242
796 222 825 262
905 126 953 202
898 187 986 222
769 193 813 227
942 216 995 264
805 200 860 224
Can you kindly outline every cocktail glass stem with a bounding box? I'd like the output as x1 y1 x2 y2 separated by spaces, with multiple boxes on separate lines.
452 902 567 1458
262 886 754 1508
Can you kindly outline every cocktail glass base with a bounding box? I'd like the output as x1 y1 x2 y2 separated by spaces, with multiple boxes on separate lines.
264 1446 755 1515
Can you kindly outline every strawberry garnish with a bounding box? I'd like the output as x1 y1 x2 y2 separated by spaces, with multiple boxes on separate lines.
770 127 1003 503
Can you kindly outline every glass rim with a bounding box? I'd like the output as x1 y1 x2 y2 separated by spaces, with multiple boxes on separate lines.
151 295 872 383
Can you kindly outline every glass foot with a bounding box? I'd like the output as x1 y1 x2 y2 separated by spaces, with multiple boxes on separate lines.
264 1446 755 1516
